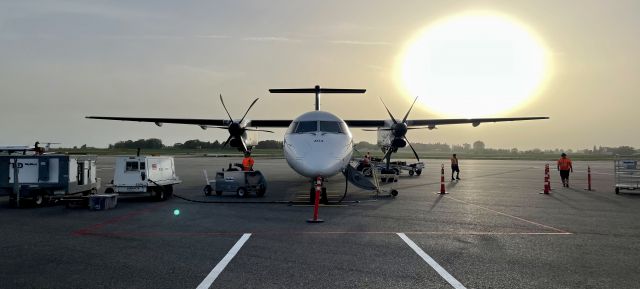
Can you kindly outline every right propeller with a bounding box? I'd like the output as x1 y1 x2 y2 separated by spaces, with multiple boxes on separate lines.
204 94 274 152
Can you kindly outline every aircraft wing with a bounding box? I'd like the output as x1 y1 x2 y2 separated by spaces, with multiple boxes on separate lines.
86 116 294 128
345 117 548 128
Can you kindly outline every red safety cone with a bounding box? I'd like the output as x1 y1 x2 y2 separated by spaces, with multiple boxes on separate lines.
584 166 593 191
307 176 324 223
540 164 550 194
437 164 447 194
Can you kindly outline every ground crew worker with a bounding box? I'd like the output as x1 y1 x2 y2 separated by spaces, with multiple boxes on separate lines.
363 152 372 165
557 153 573 187
242 151 255 171
451 154 460 180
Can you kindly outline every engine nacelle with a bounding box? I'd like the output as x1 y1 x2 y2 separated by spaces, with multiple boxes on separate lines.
392 138 406 148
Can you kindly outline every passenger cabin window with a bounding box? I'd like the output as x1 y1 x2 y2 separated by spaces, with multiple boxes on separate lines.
294 121 318 133
125 161 139 172
320 121 343 133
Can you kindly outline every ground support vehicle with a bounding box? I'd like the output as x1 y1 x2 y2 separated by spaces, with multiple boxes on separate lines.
104 156 181 201
203 164 267 198
354 159 424 177
0 155 99 207
614 158 640 194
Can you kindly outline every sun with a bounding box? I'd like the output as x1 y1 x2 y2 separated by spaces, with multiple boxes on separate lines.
398 11 550 117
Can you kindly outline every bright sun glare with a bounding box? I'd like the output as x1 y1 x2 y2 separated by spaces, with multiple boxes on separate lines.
399 11 549 117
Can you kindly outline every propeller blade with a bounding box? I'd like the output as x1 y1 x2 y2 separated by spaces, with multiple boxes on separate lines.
239 98 259 124
219 94 234 122
378 96 397 124
203 126 229 129
222 135 233 148
406 127 433 130
402 96 419 123
245 128 274 133
404 136 420 161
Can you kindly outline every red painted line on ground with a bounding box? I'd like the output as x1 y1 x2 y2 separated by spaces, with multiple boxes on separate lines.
443 195 573 234
72 203 168 236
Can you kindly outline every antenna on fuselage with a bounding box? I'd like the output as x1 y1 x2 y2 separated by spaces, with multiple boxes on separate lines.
269 85 366 111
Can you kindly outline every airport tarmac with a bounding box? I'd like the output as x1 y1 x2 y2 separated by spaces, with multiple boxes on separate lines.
1 157 640 289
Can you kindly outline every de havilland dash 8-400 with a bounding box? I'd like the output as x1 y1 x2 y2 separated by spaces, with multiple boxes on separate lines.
87 85 548 202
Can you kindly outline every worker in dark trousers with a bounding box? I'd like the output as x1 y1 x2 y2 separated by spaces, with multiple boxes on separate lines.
242 151 255 171
557 153 573 187
451 154 461 180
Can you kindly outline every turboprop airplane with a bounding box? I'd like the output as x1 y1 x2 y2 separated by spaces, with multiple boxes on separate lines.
87 85 548 203
0 142 59 155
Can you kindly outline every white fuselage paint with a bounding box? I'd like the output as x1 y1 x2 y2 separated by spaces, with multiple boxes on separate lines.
282 111 353 178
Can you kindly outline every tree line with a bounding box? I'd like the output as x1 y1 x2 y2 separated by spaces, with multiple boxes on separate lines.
109 139 283 150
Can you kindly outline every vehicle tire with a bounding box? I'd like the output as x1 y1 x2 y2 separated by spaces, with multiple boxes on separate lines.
155 188 166 201
164 185 174 198
237 187 247 198
390 190 398 197
257 186 266 198
362 167 373 177
33 191 47 207
393 168 400 175
105 188 115 194
204 185 212 196
216 190 223 196
90 188 98 195
615 187 620 194
416 169 422 176
409 170 415 176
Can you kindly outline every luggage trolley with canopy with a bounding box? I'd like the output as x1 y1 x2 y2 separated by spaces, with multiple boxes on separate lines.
614 157 640 194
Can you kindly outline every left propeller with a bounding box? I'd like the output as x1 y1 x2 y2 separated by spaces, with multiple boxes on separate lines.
203 94 273 152
375 96 428 169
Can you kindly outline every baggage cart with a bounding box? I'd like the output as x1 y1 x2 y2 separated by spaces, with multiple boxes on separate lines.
614 158 640 194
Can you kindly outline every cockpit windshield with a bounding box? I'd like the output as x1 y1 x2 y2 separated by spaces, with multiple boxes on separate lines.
294 121 317 133
319 121 343 133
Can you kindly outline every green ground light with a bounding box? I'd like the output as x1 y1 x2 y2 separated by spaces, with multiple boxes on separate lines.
173 209 180 216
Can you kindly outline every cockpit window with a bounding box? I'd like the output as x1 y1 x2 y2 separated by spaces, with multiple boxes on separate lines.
294 121 318 133
320 121 343 133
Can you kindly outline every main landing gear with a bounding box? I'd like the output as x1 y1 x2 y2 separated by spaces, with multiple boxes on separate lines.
309 178 329 205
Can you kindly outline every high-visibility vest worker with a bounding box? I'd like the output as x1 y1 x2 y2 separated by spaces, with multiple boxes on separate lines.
242 152 255 171
557 155 573 171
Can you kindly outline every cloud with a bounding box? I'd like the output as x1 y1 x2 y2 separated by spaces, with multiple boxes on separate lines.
242 36 300 42
329 40 393 46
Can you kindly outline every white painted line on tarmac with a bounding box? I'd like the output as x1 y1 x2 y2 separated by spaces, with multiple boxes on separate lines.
397 233 467 289
196 233 251 289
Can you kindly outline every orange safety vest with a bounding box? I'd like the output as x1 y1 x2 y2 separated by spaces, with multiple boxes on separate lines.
242 157 255 171
557 158 572 170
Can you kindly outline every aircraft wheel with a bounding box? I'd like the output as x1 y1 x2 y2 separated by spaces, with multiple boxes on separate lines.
321 187 328 204
309 187 316 204
237 187 247 198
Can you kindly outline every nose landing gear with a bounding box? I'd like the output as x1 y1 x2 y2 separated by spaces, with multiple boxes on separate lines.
309 178 329 205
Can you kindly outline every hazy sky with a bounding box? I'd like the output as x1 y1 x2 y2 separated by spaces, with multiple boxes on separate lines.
1 0 638 150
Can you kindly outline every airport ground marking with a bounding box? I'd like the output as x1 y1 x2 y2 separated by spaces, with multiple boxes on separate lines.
444 195 572 234
196 233 252 289
397 233 467 289
72 202 168 236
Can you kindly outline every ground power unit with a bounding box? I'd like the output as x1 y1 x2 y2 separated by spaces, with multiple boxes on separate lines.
0 155 99 207
105 156 181 201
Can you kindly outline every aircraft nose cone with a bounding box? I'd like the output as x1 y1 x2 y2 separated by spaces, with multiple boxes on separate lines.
298 154 341 177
